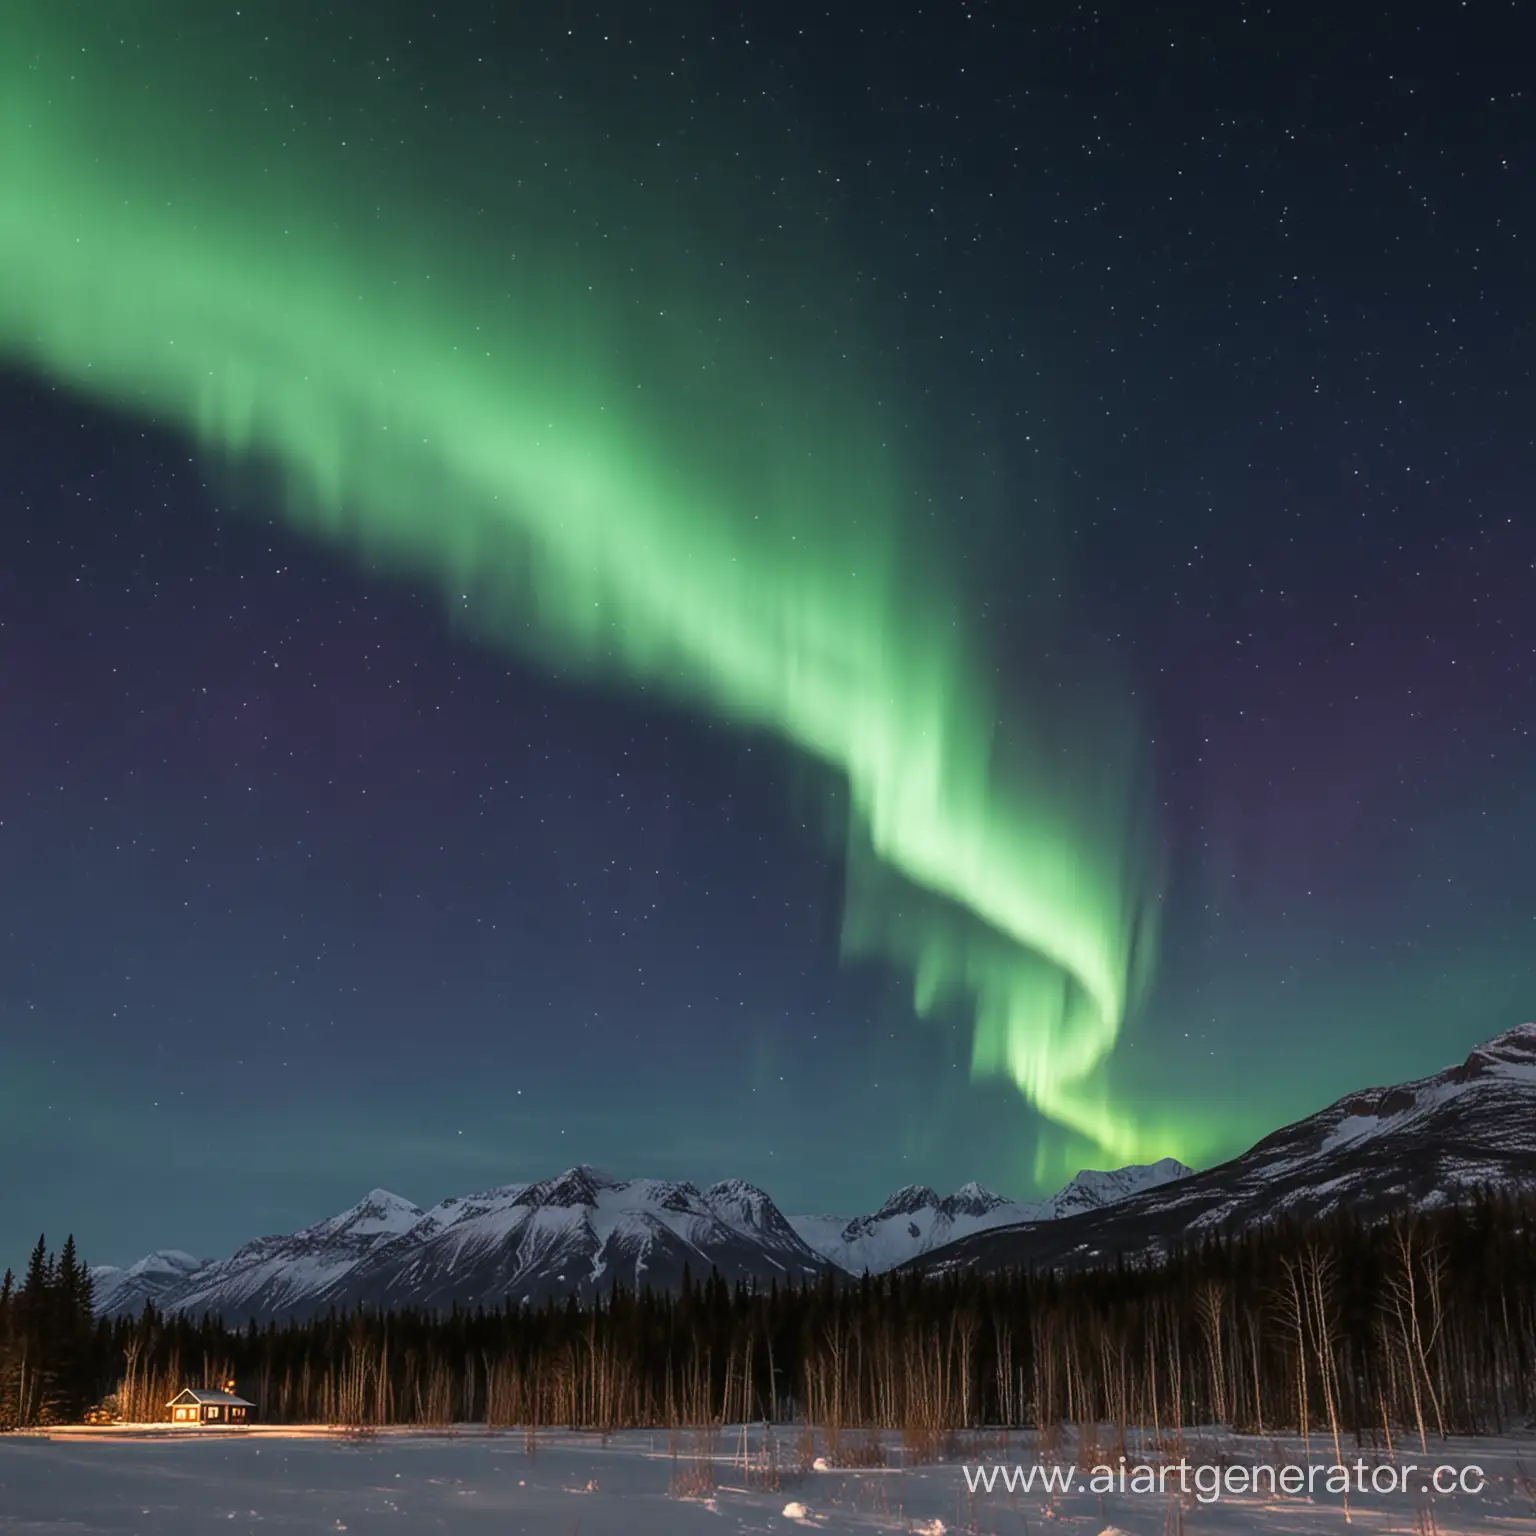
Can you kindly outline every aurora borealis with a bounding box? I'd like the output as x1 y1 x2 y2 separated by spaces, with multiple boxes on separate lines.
1 1 1532 1264
0 2 1164 1159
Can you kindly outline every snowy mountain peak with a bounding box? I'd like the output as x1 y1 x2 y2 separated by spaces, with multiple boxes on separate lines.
702 1180 774 1224
873 1184 941 1217
308 1188 425 1240
516 1165 612 1210
89 1248 208 1315
1052 1159 1194 1217
943 1182 1009 1217
356 1189 424 1224
1456 1021 1536 1075
701 1181 810 1250
704 1178 767 1201
364 1188 415 1209
126 1248 204 1278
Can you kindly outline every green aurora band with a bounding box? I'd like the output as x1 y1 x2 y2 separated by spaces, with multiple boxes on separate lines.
0 9 1193 1170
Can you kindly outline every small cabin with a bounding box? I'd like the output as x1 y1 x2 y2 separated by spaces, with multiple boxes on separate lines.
167 1383 254 1426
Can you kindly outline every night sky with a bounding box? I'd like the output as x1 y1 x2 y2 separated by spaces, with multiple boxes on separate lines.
1 0 1531 1269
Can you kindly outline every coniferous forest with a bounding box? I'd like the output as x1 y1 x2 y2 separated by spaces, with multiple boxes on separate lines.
3 1193 1535 1447
0 1235 99 1427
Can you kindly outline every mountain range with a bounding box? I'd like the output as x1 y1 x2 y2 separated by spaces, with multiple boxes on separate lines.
90 1024 1536 1323
89 1159 1190 1323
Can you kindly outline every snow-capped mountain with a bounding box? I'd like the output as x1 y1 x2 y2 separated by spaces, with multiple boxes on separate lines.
788 1160 1191 1274
89 1249 206 1316
337 1168 831 1316
922 1023 1536 1277
160 1188 427 1321
91 1158 1184 1324
95 1169 833 1323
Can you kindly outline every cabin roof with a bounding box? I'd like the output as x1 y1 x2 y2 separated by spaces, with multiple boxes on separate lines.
167 1387 254 1407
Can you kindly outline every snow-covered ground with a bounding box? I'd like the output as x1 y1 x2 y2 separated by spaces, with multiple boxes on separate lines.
0 1424 1531 1533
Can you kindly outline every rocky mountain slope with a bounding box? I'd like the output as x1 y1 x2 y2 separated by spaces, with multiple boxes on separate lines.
915 1022 1536 1277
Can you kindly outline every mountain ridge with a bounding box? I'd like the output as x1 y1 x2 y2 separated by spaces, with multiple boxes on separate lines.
909 1022 1536 1277
786 1158 1191 1274
88 1160 1187 1322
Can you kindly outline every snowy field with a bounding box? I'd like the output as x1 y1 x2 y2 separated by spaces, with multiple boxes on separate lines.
1 1425 1533 1534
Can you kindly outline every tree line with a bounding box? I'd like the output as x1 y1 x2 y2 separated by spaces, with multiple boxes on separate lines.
3 1190 1535 1445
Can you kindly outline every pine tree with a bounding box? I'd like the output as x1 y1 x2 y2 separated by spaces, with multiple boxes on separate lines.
0 1267 16 1429
16 1236 57 1425
53 1235 95 1417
